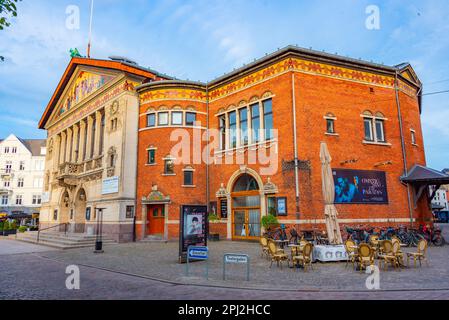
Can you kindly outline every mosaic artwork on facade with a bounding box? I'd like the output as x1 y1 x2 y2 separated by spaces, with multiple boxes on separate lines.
140 88 207 104
57 71 115 116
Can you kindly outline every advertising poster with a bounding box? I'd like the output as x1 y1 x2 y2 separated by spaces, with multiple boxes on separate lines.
332 169 389 204
179 205 208 263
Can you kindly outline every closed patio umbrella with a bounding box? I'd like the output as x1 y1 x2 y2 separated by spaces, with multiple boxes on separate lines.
320 142 343 245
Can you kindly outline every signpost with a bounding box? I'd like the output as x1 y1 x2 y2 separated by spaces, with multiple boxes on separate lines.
186 246 209 279
223 254 250 281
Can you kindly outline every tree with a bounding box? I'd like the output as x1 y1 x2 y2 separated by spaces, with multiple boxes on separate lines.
1 0 22 61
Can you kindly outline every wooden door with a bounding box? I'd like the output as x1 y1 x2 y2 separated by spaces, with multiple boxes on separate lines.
147 205 165 236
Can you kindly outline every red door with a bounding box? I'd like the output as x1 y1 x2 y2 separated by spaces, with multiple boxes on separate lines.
147 205 165 236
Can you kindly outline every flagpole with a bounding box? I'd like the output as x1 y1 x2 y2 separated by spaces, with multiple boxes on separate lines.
87 0 94 58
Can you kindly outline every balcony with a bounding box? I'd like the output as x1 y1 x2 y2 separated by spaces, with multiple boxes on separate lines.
56 155 104 187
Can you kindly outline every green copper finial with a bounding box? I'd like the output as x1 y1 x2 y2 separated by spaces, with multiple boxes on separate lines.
70 48 82 58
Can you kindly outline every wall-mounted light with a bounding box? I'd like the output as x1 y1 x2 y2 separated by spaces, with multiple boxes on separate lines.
374 161 393 168
340 158 358 166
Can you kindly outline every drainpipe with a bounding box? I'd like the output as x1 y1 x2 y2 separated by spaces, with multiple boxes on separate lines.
291 73 300 228
394 71 414 226
206 85 210 214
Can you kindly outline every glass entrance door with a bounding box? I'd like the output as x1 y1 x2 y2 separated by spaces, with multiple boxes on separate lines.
232 209 261 240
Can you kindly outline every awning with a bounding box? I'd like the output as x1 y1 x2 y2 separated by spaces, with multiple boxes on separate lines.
401 165 449 208
401 165 449 184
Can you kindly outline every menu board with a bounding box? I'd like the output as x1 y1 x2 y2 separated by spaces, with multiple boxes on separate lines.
220 199 228 219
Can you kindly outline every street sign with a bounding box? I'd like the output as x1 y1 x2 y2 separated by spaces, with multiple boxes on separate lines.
223 253 250 281
188 246 209 260
185 246 209 279
225 254 249 264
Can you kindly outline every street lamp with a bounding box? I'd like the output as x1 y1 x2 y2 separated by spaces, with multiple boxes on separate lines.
94 207 105 253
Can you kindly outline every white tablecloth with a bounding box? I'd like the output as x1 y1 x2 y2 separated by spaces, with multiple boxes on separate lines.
313 245 347 262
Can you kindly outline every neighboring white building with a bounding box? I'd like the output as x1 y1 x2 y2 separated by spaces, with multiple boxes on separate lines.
430 186 449 211
0 134 46 220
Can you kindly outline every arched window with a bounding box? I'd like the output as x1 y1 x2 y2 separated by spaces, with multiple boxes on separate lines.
233 174 259 192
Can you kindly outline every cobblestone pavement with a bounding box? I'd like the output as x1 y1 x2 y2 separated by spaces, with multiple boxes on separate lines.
0 238 56 255
38 233 449 292
1 253 449 300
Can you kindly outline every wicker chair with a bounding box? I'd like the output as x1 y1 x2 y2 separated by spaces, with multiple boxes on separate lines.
357 243 375 273
260 237 270 260
406 239 429 268
292 243 314 272
379 241 402 270
268 241 289 269
344 239 358 269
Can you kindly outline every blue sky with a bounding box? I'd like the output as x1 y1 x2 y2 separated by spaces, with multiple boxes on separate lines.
0 0 448 169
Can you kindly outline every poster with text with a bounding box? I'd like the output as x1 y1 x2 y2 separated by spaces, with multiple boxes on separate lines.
332 169 389 204
179 205 208 263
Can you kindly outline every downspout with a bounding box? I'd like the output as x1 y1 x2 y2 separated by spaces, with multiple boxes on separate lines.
291 73 300 228
206 84 210 215
394 71 414 226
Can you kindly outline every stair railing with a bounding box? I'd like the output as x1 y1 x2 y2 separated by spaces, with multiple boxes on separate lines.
37 223 69 243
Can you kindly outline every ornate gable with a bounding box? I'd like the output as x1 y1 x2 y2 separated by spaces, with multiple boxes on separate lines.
50 68 117 123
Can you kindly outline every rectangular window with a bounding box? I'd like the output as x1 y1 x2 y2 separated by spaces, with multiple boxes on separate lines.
184 170 194 186
411 130 416 145
16 195 23 205
18 178 24 188
4 180 10 188
229 111 237 149
172 112 183 125
186 112 196 126
12 147 17 154
263 99 273 140
126 206 135 219
5 162 12 174
375 119 385 142
158 112 169 126
239 108 248 146
4 147 9 153
1 195 8 205
164 159 174 175
53 209 58 220
267 197 277 216
364 118 374 141
251 103 260 143
219 115 226 150
19 161 25 171
326 119 335 134
32 195 42 205
147 149 156 165
147 113 156 127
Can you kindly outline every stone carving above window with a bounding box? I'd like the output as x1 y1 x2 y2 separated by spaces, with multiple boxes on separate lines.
263 178 278 194
216 183 228 198
142 185 171 204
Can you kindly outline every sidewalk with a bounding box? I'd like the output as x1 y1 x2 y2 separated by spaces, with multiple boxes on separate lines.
38 240 449 292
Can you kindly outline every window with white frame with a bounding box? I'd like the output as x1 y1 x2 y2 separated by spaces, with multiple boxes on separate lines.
32 195 42 205
411 129 417 145
1 195 8 205
363 111 387 143
16 195 23 205
17 178 24 188
147 113 156 127
19 161 25 171
183 167 194 186
147 148 156 165
172 111 183 125
163 155 175 175
158 112 169 126
251 103 261 144
239 108 249 146
33 177 43 188
263 99 274 140
3 179 10 188
185 112 196 126
4 147 9 153
219 115 226 150
324 113 337 134
5 161 12 173
228 111 237 149
12 147 17 154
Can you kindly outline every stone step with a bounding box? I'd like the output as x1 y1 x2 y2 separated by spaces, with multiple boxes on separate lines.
15 236 116 250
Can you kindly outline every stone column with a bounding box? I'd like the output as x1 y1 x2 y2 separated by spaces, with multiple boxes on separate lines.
79 120 87 161
66 128 73 163
53 134 61 167
94 110 102 157
72 124 79 163
85 115 94 160
60 131 67 164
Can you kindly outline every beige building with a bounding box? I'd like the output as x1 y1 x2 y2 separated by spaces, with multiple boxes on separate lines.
38 56 168 242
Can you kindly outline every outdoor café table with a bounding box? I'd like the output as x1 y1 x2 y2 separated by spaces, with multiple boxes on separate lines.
274 239 289 249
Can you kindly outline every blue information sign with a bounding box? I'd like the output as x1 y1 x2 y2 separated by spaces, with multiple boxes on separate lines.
188 246 209 260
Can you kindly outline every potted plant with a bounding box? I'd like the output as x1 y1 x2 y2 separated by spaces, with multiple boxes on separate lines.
262 214 279 231
18 226 28 233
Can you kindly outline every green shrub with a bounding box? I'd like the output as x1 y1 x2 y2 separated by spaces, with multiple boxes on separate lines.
10 221 17 230
208 213 219 222
2 221 10 231
261 214 279 229
0 221 4 231
18 226 27 233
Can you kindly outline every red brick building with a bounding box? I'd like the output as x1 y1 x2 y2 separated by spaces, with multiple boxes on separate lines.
135 46 431 241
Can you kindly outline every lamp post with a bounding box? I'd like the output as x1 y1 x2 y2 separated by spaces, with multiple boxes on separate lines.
94 207 105 253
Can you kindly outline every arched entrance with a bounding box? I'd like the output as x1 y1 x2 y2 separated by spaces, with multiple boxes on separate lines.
74 188 87 233
59 190 70 224
231 174 261 240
